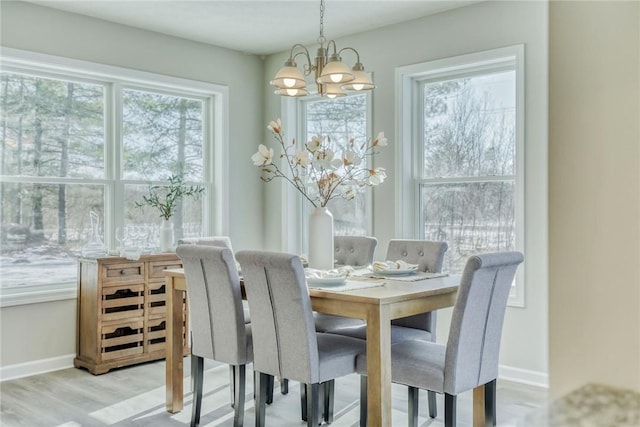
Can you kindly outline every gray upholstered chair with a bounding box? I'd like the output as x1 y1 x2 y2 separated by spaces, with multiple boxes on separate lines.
313 235 378 333
176 244 251 427
329 239 447 417
333 235 378 267
357 251 524 427
236 250 366 427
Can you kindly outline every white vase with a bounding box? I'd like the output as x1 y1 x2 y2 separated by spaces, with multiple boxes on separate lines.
159 219 174 252
308 207 334 270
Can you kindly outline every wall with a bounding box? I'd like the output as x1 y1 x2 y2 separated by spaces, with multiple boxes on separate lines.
0 1 265 370
264 0 549 381
548 0 640 396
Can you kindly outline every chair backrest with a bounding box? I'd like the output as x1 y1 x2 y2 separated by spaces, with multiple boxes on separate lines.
176 244 249 365
236 250 320 384
334 236 378 267
444 251 524 394
177 236 233 252
386 239 448 332
385 239 448 273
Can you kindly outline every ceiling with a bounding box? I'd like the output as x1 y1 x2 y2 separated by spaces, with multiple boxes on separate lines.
24 0 479 55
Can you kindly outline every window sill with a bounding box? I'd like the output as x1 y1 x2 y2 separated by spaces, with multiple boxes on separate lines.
0 283 77 308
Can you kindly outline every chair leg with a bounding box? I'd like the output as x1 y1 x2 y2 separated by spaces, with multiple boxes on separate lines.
359 376 367 427
428 390 437 418
300 383 307 422
281 378 289 394
444 393 457 427
266 374 274 405
484 379 497 426
190 355 204 427
233 365 246 427
305 383 321 427
323 379 335 424
408 386 419 427
254 372 269 427
230 366 236 408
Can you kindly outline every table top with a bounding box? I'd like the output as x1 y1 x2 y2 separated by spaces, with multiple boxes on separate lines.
164 267 459 305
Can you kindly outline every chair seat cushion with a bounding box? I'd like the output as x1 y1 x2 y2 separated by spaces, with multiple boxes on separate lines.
316 333 366 383
314 313 365 333
356 340 445 393
327 324 433 343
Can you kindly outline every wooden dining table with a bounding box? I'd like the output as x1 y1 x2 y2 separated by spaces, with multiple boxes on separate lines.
163 268 488 426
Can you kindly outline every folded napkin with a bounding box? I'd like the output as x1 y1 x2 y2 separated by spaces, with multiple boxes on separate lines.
305 265 354 279
372 260 418 272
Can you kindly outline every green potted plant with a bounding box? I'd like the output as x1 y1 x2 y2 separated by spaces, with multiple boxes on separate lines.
135 174 204 251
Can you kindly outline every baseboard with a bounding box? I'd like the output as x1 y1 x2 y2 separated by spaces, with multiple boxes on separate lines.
0 353 75 382
499 364 549 388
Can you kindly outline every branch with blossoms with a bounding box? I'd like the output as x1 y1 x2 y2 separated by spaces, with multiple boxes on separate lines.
251 118 388 208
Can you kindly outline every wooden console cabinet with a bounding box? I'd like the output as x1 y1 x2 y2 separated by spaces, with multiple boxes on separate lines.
74 254 189 374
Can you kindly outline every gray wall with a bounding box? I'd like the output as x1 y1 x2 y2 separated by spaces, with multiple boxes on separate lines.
549 0 640 396
264 0 549 379
0 1 265 367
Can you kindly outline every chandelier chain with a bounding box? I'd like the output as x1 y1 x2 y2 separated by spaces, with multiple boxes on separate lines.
318 0 326 45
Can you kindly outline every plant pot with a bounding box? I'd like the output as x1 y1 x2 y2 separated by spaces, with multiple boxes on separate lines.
159 220 174 252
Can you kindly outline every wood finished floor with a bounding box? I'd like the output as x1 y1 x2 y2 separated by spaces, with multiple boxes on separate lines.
0 358 548 427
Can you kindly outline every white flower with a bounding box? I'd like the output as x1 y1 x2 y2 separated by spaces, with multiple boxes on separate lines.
343 150 362 166
343 188 357 200
372 132 388 147
267 118 282 134
251 144 274 166
294 149 310 167
313 148 335 169
306 135 322 152
368 167 387 185
254 119 389 208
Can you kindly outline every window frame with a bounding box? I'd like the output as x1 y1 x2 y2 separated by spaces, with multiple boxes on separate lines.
0 47 229 307
280 91 373 254
396 45 526 306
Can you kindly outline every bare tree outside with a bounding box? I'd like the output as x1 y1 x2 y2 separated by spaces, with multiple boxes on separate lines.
0 72 205 288
421 70 516 273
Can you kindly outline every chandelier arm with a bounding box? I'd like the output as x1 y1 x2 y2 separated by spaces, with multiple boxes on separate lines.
337 47 361 64
326 39 339 56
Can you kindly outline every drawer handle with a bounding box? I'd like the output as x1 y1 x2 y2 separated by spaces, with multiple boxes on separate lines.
120 270 126 275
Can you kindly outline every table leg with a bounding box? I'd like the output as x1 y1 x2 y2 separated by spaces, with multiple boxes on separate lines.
166 275 185 413
365 305 392 427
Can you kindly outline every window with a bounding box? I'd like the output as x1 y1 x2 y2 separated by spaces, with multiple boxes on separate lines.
0 48 227 305
299 93 372 239
397 46 525 305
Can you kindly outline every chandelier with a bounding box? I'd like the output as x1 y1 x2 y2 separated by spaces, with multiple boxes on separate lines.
270 0 375 98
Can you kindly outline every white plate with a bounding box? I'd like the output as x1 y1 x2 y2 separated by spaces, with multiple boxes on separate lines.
306 276 346 287
372 269 417 276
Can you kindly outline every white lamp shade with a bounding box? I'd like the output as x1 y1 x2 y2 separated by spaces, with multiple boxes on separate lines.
323 83 346 98
317 59 355 84
271 65 307 89
342 70 375 91
274 87 309 97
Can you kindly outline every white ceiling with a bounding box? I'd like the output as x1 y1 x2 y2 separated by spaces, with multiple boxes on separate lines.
25 0 479 55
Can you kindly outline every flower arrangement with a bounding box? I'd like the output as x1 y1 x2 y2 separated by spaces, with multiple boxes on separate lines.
252 118 388 208
135 174 204 220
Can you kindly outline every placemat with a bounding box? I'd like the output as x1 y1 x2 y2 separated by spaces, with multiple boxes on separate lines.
351 271 449 282
307 279 386 292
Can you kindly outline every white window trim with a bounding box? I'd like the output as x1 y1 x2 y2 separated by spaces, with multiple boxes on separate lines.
0 47 229 307
395 45 526 307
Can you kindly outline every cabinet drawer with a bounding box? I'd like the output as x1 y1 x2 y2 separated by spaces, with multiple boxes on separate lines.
147 282 167 316
148 260 182 280
101 320 144 361
102 262 145 284
101 284 144 322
